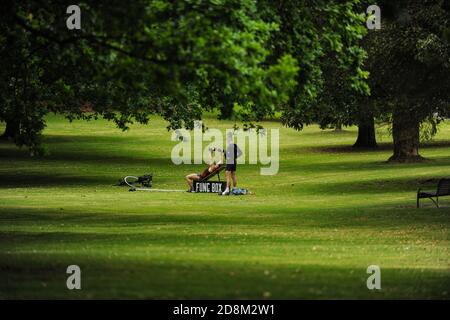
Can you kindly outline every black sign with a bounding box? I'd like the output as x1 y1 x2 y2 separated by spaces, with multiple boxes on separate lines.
193 181 226 193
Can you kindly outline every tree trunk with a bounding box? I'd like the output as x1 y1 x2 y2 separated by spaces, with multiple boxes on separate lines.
219 96 234 119
0 118 19 140
334 122 343 132
353 116 377 148
388 113 423 162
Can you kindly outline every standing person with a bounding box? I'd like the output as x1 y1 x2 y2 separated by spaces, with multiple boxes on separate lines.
222 133 242 195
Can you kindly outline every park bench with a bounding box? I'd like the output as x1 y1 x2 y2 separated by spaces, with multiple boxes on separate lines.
417 178 450 208
193 164 226 193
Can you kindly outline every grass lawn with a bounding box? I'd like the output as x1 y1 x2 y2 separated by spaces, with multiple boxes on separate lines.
0 115 449 299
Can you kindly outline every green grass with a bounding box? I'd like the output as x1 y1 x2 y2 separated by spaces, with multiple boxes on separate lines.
0 114 449 299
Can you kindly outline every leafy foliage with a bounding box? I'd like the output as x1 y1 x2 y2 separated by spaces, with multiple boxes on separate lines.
256 0 369 130
365 0 450 160
0 0 297 154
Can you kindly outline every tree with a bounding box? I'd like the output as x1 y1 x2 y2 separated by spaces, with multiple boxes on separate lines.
1 0 372 155
261 0 377 149
366 0 450 162
253 0 370 137
303 54 378 148
353 112 377 148
0 0 298 154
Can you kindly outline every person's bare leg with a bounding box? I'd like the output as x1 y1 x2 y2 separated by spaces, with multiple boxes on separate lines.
222 171 231 195
231 171 237 188
185 175 192 189
225 171 230 189
186 174 198 190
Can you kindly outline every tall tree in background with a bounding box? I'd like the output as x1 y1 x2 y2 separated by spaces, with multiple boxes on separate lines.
255 0 369 130
299 53 379 148
366 0 450 162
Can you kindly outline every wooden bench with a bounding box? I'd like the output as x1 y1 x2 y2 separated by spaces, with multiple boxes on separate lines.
417 178 450 208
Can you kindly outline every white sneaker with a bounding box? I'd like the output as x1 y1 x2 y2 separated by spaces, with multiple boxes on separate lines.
222 188 230 196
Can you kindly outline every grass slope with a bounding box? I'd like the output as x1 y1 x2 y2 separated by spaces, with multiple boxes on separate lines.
0 115 449 299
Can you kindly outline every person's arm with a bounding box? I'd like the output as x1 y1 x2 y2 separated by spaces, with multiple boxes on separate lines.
218 149 224 165
207 150 213 165
236 144 243 159
208 163 220 172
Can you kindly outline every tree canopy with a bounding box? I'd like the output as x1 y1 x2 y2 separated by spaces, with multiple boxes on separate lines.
1 0 369 154
0 0 297 153
5 1 446 162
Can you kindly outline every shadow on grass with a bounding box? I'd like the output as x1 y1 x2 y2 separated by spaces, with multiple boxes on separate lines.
307 140 450 154
0 246 448 299
0 173 114 188
297 129 356 137
281 156 450 177
1 205 448 231
0 146 170 168
1 157 449 192
299 176 450 196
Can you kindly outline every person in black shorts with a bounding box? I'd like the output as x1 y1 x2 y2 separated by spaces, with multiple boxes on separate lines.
222 133 242 195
